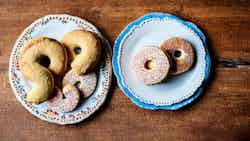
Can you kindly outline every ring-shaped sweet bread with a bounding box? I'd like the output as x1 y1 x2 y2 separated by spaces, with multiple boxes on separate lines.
61 30 101 75
19 37 67 103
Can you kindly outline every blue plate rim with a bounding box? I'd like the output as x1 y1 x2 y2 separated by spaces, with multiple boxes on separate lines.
113 12 211 110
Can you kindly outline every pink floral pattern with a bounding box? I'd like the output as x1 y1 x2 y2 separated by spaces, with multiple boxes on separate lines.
9 14 112 124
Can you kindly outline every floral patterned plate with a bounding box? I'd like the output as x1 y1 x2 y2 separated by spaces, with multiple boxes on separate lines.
9 14 112 124
113 12 211 110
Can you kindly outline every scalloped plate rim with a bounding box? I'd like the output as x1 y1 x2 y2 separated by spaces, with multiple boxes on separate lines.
8 14 113 124
113 12 211 110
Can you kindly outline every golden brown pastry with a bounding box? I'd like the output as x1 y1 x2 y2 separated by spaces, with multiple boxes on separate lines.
61 30 101 75
19 37 67 104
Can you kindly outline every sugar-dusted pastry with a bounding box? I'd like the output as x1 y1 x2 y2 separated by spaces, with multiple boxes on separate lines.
131 46 171 85
61 30 101 75
160 37 195 75
63 70 97 98
19 37 67 104
46 84 80 113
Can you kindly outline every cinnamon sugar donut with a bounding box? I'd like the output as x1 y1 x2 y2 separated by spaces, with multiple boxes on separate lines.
19 37 67 104
63 70 97 98
160 37 194 75
61 30 101 75
46 84 80 113
131 46 171 85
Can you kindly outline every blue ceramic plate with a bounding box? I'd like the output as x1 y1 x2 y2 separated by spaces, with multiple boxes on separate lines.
113 12 211 110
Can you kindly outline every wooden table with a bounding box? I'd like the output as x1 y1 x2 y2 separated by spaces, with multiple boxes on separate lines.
0 1 249 141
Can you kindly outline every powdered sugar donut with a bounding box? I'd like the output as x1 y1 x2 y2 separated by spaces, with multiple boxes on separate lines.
63 70 97 98
47 84 80 113
131 46 171 85
160 37 195 75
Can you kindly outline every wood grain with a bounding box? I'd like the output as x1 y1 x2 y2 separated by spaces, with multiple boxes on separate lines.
0 0 250 141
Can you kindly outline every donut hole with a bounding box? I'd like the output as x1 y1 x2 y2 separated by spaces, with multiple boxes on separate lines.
174 50 182 58
74 81 84 97
75 81 81 87
144 60 156 70
38 55 50 68
74 47 82 55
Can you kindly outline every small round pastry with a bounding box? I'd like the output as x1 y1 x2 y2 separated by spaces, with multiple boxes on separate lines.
19 37 68 104
46 84 80 113
61 30 101 75
160 37 195 75
131 46 171 85
63 70 97 98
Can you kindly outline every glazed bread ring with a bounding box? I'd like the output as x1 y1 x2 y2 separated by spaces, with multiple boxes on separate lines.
63 70 97 98
131 46 171 85
160 37 194 75
46 84 80 113
19 37 67 104
61 30 101 75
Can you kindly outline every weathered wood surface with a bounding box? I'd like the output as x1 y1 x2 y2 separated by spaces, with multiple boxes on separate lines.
0 0 249 141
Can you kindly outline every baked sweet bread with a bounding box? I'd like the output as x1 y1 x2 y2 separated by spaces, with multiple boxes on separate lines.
19 37 67 103
46 84 80 113
63 70 97 98
160 37 194 75
131 46 171 85
61 30 101 75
